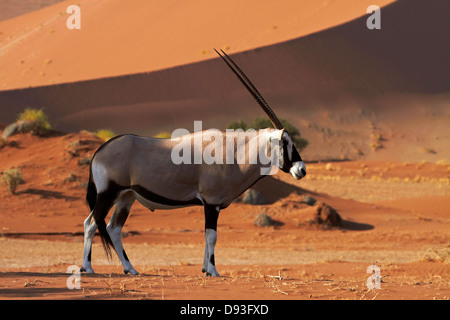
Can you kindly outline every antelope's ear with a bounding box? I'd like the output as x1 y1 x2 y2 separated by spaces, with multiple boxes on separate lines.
266 129 284 141
267 129 285 144
277 128 286 141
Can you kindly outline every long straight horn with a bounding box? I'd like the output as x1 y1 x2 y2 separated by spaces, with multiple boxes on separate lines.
214 49 284 130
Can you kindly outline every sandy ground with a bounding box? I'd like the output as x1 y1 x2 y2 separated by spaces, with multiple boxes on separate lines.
0 132 449 300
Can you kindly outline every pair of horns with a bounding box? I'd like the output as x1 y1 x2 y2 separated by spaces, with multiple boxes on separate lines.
214 48 284 130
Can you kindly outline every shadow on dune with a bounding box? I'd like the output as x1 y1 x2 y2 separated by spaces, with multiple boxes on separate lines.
1 0 448 135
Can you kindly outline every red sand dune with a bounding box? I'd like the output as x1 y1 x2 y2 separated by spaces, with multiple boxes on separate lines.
0 0 64 22
0 0 395 90
0 0 448 162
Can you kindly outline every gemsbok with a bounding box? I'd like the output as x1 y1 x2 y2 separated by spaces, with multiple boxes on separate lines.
80 49 306 276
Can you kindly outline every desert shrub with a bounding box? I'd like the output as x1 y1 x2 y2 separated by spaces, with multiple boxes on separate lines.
227 117 308 151
1 168 24 194
96 129 116 142
154 132 172 139
2 108 53 138
17 108 52 131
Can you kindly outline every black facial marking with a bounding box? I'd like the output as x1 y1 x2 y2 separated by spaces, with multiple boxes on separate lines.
301 167 306 177
291 145 302 163
280 140 291 173
279 134 303 173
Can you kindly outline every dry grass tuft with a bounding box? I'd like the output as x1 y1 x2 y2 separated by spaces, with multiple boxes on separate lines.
1 168 24 194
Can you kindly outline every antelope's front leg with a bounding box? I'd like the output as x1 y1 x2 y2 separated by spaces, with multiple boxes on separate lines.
202 205 220 277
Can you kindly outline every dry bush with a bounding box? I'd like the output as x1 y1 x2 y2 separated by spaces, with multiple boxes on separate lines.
1 168 24 194
17 108 52 131
2 108 53 139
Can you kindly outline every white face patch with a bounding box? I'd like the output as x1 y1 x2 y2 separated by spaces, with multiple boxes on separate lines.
290 161 306 180
283 132 294 161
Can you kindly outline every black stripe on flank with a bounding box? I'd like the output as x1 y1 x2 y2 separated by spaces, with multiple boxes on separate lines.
130 185 203 207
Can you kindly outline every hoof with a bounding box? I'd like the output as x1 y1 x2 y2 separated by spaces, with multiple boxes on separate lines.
80 266 95 274
124 269 139 275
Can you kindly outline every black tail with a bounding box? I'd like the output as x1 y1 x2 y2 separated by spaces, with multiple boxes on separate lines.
86 163 114 260
97 220 114 260
86 165 97 211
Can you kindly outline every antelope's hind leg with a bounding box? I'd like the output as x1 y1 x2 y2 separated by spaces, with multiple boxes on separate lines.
81 210 97 273
106 191 139 275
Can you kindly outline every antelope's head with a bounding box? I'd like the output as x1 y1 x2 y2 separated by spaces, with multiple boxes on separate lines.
215 49 306 180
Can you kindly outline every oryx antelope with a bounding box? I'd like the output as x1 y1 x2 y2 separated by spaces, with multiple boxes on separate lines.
80 49 306 276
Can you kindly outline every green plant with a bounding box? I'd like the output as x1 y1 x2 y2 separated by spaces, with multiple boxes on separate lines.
96 129 116 142
17 108 52 130
1 168 24 194
154 132 172 139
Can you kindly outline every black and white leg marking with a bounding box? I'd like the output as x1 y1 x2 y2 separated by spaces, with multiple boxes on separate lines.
202 204 220 277
81 211 97 273
81 184 117 273
106 192 138 275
